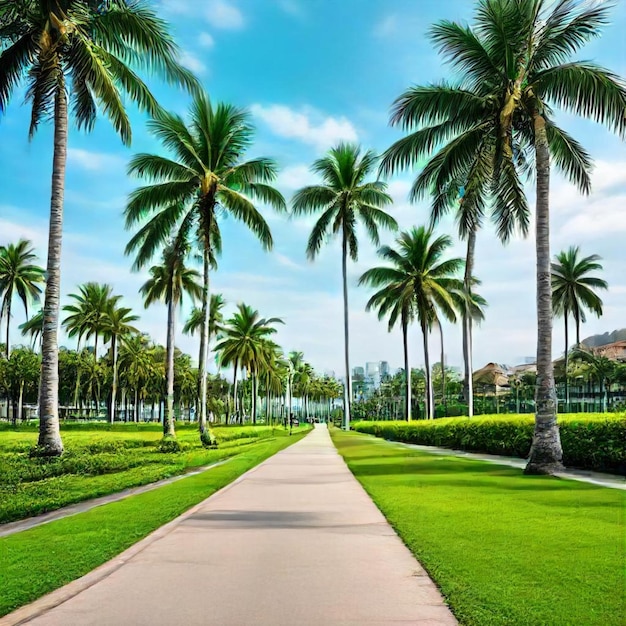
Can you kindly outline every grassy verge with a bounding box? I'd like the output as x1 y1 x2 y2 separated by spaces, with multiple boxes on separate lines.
0 429 308 617
353 413 626 474
0 424 303 523
331 429 625 626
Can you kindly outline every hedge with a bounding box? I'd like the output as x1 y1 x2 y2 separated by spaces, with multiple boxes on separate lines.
352 414 626 474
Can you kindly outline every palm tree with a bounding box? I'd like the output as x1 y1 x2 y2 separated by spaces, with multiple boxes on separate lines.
125 91 285 440
1 0 197 456
140 243 202 437
360 270 415 420
214 304 283 424
287 350 304 419
118 334 157 423
571 348 617 413
360 227 462 420
292 143 397 430
102 302 139 423
384 0 625 473
552 246 608 407
63 283 116 358
0 240 45 358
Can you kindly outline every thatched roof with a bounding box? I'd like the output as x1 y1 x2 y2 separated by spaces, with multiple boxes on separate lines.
472 362 510 387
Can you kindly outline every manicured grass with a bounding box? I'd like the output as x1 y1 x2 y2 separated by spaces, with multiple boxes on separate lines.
0 424 304 523
331 429 626 626
0 430 308 617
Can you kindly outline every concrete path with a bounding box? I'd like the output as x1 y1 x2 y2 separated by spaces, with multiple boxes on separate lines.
0 460 230 539
375 440 626 490
3 425 456 626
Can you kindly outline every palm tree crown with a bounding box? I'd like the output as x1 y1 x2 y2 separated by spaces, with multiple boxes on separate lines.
0 239 45 357
552 246 608 347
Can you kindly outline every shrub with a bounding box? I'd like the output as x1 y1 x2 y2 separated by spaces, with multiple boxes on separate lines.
200 429 218 449
353 414 626 474
157 437 185 453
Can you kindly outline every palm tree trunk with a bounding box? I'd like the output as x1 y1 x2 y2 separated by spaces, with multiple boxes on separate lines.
232 359 239 423
564 309 569 409
525 111 563 475
341 229 352 430
110 337 118 424
575 314 581 347
5 297 11 359
36 86 67 457
421 321 433 420
164 297 176 437
251 369 257 425
439 320 446 417
463 228 476 418
17 380 24 423
402 317 411 421
198 247 210 436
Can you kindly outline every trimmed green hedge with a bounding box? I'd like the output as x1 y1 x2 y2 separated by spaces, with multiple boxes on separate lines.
353 414 626 474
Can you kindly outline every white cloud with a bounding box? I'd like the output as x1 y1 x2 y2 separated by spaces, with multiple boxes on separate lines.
178 50 207 75
66 148 125 172
205 0 244 30
197 32 215 48
250 104 358 150
277 0 303 17
277 164 312 191
274 252 304 271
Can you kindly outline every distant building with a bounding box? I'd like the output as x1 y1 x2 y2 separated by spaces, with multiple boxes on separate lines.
379 361 390 378
352 366 364 379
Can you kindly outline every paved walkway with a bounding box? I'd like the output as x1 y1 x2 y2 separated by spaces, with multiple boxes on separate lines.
0 460 230 539
3 425 456 626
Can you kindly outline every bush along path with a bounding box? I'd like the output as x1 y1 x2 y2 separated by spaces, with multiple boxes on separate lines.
353 413 626 474
0 430 309 618
331 429 626 626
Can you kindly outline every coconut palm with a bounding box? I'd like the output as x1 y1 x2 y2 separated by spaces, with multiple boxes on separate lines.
286 350 304 418
571 348 617 413
383 0 625 473
63 283 116 358
0 240 45 358
292 143 397 430
359 227 463 420
1 0 198 456
214 304 284 424
552 246 608 407
140 243 202 437
360 270 415 421
118 334 157 423
125 91 285 440
102 302 139 423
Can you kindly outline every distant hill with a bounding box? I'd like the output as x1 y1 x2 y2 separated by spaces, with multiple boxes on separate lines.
581 328 626 348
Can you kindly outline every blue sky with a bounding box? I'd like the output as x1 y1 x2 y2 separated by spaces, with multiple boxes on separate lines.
1 0 625 375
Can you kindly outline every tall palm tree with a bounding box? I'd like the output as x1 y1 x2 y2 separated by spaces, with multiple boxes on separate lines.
140 243 202 437
214 304 283 424
552 246 608 407
102 302 139 423
125 91 285 440
287 350 304 418
118 333 156 423
360 227 462 420
384 0 625 473
292 143 397 430
1 0 197 456
0 240 45 358
360 271 415 420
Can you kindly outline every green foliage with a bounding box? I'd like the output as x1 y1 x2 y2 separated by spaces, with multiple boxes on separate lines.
332 430 625 626
157 436 185 453
353 413 626 474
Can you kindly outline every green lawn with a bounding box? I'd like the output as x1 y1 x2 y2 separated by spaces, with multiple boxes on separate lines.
0 423 305 523
0 430 307 617
331 429 626 626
